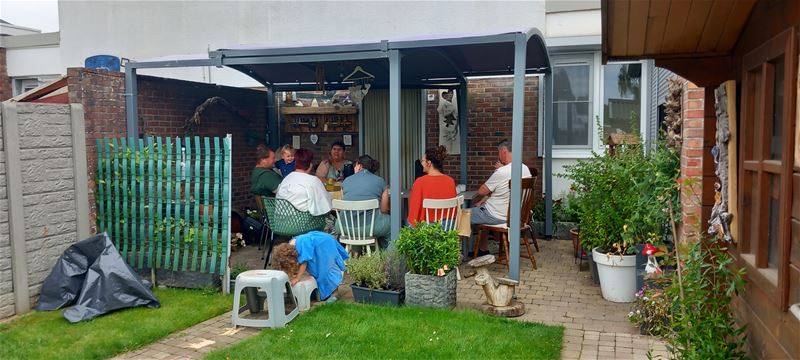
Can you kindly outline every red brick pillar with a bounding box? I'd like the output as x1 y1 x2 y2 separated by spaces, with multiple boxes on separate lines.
0 48 12 101
679 82 707 244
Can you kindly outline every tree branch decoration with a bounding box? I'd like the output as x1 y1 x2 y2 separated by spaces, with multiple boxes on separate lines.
663 78 683 150
184 96 249 135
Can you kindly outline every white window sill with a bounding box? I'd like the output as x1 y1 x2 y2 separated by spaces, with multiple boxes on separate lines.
550 149 595 159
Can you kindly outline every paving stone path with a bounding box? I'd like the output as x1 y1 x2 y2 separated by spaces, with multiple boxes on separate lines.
115 239 668 359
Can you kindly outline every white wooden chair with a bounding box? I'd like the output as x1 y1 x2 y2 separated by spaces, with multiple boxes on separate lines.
333 199 380 256
423 195 464 231
423 195 465 279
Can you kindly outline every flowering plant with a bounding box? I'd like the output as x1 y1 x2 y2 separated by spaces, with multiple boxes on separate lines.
628 280 671 337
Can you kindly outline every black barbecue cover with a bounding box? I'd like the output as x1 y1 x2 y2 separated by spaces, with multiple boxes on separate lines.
36 233 160 323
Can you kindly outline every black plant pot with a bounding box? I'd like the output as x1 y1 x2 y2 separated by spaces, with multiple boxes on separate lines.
350 284 404 306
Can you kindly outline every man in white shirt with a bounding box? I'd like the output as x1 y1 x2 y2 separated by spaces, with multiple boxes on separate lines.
471 140 531 256
276 148 332 216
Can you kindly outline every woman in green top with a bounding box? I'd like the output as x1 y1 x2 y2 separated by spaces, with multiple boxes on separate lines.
315 141 352 182
250 147 282 197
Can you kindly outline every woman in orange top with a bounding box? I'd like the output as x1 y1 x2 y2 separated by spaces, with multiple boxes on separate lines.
407 146 457 226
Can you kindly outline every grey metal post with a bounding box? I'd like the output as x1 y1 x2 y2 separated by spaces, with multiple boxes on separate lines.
458 82 468 185
508 34 527 280
389 50 402 240
544 72 554 237
124 66 139 139
266 88 279 150
2 102 29 314
70 104 91 240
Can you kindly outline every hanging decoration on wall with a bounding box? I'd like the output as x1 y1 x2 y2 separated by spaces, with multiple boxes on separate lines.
310 134 319 145
183 96 249 136
437 89 460 155
343 65 374 105
708 81 736 243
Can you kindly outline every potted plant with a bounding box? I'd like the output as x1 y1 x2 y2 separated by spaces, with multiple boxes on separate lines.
347 250 405 306
395 222 460 309
564 137 679 303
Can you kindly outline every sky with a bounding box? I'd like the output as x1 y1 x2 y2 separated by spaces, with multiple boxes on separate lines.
0 0 59 32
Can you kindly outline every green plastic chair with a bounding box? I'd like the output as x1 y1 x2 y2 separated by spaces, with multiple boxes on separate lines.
262 197 327 237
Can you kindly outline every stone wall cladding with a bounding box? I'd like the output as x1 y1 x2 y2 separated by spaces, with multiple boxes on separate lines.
16 104 78 305
425 77 542 196
0 106 12 318
72 68 268 225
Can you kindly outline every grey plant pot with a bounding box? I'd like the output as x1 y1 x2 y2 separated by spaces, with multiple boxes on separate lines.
404 270 457 309
350 285 404 306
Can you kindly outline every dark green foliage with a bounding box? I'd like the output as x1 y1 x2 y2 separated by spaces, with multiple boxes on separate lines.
395 222 460 276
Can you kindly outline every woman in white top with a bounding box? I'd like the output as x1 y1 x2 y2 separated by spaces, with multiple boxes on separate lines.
276 148 332 216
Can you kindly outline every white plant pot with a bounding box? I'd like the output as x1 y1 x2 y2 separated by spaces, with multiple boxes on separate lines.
592 247 637 303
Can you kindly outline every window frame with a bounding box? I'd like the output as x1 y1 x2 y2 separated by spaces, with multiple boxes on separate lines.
597 60 649 153
737 28 796 310
550 53 596 155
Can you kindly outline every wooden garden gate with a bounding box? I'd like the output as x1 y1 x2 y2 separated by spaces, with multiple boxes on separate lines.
95 135 232 280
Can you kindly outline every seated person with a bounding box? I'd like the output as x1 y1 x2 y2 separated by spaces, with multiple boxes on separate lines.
276 148 332 216
272 231 349 301
315 141 353 182
471 140 532 256
250 147 282 197
407 146 457 226
275 144 296 177
341 155 390 238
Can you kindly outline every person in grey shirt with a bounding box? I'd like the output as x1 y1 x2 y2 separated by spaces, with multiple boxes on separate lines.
340 155 390 239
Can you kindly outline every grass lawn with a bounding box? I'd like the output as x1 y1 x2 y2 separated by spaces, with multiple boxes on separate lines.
0 287 232 360
206 302 564 360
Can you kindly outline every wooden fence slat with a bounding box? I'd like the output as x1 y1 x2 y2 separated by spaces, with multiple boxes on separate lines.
164 138 173 269
146 137 156 268
181 138 192 272
201 137 211 273
104 138 112 237
219 136 231 274
112 138 121 250
191 136 201 272
172 137 182 271
121 138 130 259
155 137 164 268
210 137 221 274
96 139 106 233
128 137 137 265
138 138 146 268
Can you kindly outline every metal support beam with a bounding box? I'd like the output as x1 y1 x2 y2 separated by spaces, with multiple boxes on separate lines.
544 72 554 237
458 81 468 185
508 34 527 281
266 88 278 150
124 66 139 139
222 51 388 66
389 50 402 241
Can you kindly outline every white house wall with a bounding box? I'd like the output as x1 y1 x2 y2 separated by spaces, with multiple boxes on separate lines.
5 46 62 78
58 0 547 87
545 9 601 38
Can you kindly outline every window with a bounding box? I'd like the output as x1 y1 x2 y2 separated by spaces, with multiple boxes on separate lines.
602 63 643 138
738 29 796 309
552 55 592 148
13 78 40 96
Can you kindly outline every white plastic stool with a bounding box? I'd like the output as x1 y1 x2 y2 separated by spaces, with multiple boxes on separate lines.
232 270 298 328
291 277 319 312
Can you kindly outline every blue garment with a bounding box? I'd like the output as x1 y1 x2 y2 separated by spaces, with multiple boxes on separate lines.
341 170 390 237
294 231 349 299
275 159 296 178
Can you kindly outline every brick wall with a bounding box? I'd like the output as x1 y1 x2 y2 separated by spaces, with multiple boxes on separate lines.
679 82 714 243
425 77 542 196
70 68 268 231
0 106 10 318
0 48 11 101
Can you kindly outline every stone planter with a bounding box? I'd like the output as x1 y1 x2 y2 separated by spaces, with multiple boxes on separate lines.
404 270 457 309
532 221 577 239
350 285 404 306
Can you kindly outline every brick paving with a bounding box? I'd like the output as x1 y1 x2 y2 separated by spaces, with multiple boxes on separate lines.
115 239 668 359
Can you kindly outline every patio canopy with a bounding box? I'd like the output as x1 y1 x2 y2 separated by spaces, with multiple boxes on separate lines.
124 28 555 281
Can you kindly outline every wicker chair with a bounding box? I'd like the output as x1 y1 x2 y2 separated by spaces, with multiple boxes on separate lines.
261 197 327 268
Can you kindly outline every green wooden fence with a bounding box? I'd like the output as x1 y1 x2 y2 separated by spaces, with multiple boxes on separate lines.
95 135 232 275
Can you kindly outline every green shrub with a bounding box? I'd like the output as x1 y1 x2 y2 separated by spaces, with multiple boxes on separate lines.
395 222 460 276
346 253 389 289
665 241 747 359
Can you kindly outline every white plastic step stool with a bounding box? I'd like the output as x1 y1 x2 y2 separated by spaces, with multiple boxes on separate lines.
291 276 319 312
231 270 298 328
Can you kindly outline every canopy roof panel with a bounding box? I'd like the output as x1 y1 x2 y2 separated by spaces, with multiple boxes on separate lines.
134 28 549 89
